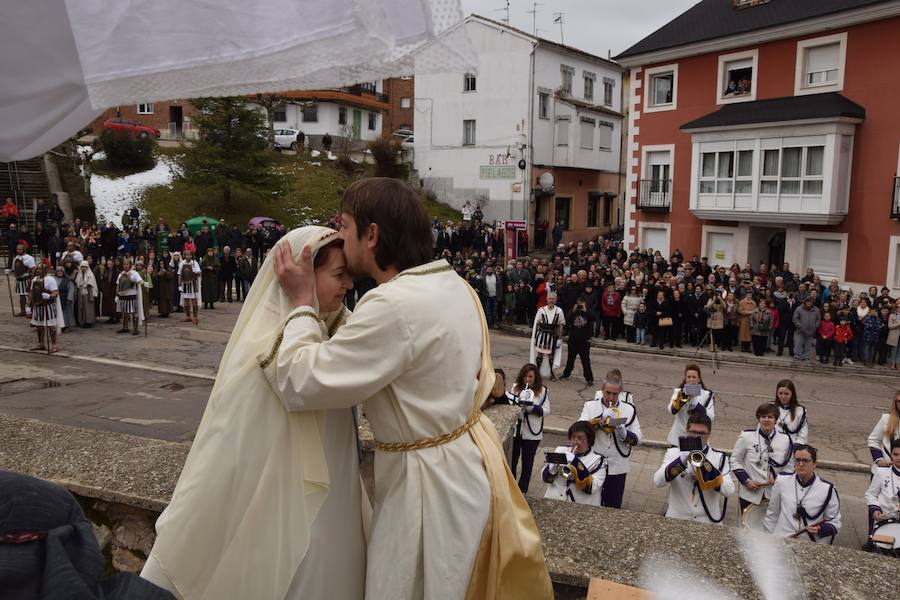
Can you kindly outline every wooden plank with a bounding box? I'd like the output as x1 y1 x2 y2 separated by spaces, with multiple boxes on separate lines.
586 577 655 600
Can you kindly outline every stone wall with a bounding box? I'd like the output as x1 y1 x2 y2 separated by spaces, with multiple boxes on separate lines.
1 410 896 599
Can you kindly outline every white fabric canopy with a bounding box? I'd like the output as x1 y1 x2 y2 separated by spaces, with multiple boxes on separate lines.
0 0 474 161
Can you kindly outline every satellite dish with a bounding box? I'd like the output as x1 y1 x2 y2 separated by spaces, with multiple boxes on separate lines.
539 172 554 192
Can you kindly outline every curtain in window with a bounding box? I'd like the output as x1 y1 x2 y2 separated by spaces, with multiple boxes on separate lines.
781 148 802 178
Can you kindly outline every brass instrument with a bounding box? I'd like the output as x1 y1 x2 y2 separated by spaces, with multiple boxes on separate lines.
688 450 706 469
560 464 577 482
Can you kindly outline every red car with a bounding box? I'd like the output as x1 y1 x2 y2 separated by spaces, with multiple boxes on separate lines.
103 118 161 138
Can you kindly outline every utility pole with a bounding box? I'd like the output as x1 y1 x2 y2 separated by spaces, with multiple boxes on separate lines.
553 12 565 45
494 0 510 24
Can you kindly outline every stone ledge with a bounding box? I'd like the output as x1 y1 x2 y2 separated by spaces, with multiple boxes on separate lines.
528 497 896 600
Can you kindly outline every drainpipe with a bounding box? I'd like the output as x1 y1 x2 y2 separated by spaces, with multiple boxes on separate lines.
526 41 537 248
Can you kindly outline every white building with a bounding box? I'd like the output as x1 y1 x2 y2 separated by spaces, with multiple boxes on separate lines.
415 15 625 243
271 83 389 146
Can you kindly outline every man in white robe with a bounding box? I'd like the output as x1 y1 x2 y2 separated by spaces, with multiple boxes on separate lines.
272 178 552 600
530 291 565 380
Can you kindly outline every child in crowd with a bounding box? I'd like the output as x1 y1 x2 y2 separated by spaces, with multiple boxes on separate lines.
634 302 648 345
816 311 835 364
833 314 853 366
503 284 516 325
863 307 885 368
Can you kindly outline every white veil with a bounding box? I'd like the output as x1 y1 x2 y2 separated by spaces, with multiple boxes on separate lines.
147 225 347 600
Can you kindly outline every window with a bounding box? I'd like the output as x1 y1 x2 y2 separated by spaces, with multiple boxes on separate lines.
400 75 412 80
360 82 377 92
699 150 753 194
587 192 601 227
717 50 757 103
137 103 154 114
400 97 411 109
805 238 841 279
598 121 613 151
583 71 595 102
338 106 347 125
463 73 476 92
273 107 287 122
368 112 376 131
538 91 549 119
644 64 678 111
560 65 574 95
463 119 476 146
555 117 570 146
795 33 847 95
580 117 594 149
302 105 318 122
603 78 615 107
759 146 825 196
555 197 571 230
603 195 614 225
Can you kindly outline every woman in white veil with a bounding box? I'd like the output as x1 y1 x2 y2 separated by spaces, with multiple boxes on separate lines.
141 225 367 600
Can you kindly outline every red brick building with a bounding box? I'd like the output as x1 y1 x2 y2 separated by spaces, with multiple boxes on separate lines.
382 77 414 136
88 100 197 139
617 0 900 289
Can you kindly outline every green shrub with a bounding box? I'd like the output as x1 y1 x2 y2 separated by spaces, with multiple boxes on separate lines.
367 135 403 178
99 129 156 170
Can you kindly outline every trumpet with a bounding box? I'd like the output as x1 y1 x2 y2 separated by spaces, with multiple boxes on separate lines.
688 451 706 469
560 464 577 482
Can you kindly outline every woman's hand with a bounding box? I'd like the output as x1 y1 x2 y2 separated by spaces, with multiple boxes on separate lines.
274 240 314 308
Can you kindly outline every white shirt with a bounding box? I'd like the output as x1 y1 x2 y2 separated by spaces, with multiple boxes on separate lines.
765 473 841 544
542 445 606 506
511 386 549 441
666 387 716 446
484 273 498 298
730 427 794 505
864 465 900 515
13 253 35 274
653 446 735 525
578 398 642 475
777 404 809 445
868 413 900 473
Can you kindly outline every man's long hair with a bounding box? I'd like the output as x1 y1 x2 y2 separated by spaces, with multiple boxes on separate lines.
340 178 432 272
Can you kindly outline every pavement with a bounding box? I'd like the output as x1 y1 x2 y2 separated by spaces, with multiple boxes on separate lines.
0 274 891 551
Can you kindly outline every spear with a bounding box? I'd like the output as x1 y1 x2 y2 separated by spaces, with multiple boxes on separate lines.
5 271 15 316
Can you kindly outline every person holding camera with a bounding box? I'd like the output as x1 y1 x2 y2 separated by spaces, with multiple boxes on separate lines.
541 421 607 506
509 363 550 493
666 363 716 446
653 413 735 524
764 444 841 544
731 402 795 519
704 289 726 352
559 297 595 385
578 375 642 508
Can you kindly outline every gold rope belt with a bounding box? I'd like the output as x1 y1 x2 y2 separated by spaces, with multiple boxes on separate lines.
373 410 482 452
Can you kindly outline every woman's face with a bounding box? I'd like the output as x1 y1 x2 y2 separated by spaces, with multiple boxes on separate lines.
684 369 700 385
524 370 536 387
777 386 792 406
314 246 353 313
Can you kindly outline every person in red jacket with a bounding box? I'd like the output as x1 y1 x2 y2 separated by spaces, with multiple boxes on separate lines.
768 299 781 352
535 274 548 311
2 197 19 225
832 313 853 366
816 311 836 364
600 283 623 340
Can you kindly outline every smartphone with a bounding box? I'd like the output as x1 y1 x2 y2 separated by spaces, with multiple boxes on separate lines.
544 452 569 465
678 435 703 452
682 383 702 397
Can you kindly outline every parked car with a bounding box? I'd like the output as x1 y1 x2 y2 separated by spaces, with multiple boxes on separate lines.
273 128 301 149
391 128 414 139
103 118 161 138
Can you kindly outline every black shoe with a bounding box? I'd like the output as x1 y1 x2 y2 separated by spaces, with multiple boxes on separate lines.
132 329 140 336
559 374 571 380
861 541 875 552
586 380 594 386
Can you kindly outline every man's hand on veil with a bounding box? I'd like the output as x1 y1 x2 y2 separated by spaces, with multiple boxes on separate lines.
274 240 315 308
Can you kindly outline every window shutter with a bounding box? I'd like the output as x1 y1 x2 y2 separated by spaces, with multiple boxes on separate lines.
805 239 841 279
806 44 838 73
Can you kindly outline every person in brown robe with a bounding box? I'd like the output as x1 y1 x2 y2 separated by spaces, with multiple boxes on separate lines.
156 256 174 317
99 259 120 322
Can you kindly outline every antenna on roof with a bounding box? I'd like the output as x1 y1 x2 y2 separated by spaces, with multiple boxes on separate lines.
553 12 564 45
493 0 510 24
526 1 543 36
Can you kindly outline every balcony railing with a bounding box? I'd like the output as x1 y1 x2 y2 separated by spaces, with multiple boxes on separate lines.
638 179 672 212
893 176 900 219
341 85 389 103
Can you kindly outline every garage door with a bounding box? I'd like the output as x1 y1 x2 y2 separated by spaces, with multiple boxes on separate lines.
707 232 734 268
641 227 668 255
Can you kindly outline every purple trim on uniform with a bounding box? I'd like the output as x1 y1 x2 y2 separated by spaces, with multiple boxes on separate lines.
690 403 707 416
531 405 544 416
868 504 882 515
796 473 816 488
541 464 555 484
893 466 900 477
601 473 627 508
870 446 884 462
733 469 750 485
665 457 686 482
816 522 836 539
624 430 638 445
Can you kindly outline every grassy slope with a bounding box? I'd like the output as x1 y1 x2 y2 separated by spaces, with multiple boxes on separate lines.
140 150 461 228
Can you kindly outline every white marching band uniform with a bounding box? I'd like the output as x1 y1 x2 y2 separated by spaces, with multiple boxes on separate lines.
765 473 841 544
666 386 716 446
578 395 642 477
866 465 900 516
653 445 735 524
619 390 635 405
777 404 809 445
115 269 146 321
530 304 565 376
868 413 900 475
29 274 63 334
177 259 202 302
730 427 794 506
514 386 549 442
542 446 607 506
